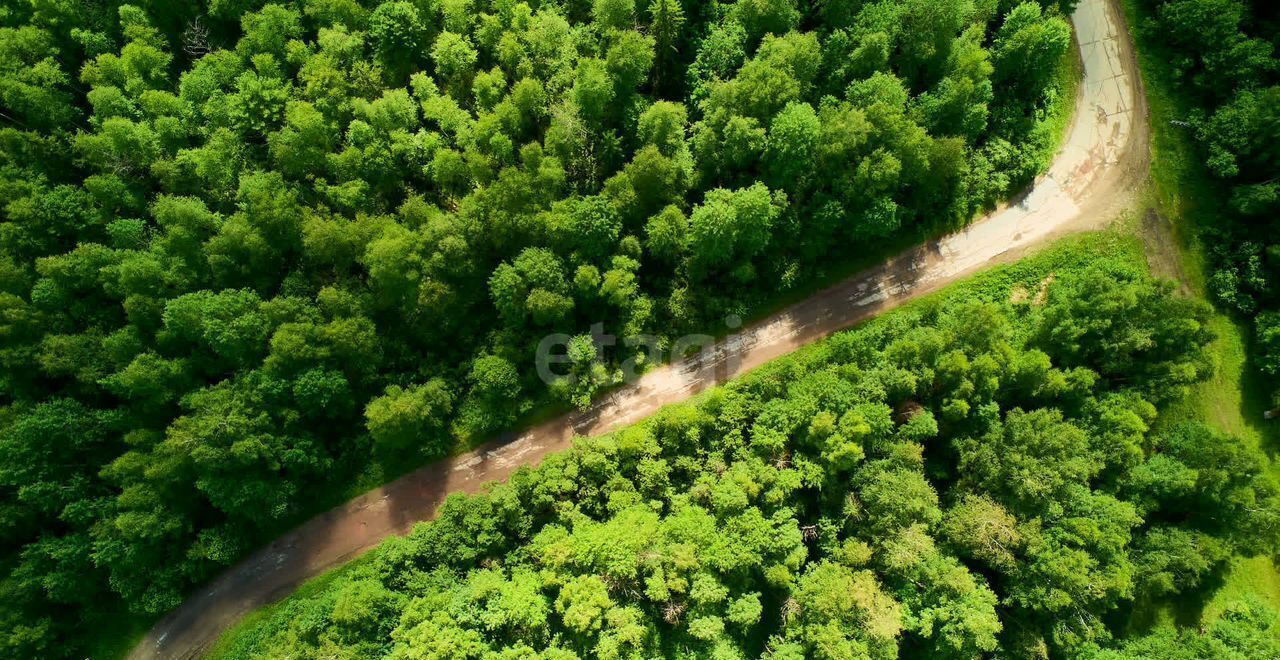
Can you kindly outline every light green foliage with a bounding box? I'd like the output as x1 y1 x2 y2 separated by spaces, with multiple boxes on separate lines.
637 101 687 156
593 0 636 32
992 3 1072 95
370 2 428 57
687 182 783 278
365 380 454 453
431 31 478 90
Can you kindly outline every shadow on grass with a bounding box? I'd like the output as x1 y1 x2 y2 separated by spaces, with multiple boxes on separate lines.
1236 329 1280 461
1119 566 1232 636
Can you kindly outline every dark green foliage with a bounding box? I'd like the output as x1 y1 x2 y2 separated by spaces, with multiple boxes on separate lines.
1034 266 1214 403
1259 311 1280 382
1141 0 1280 404
214 263 1278 659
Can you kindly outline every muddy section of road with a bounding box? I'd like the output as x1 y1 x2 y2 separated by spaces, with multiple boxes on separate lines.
129 0 1148 656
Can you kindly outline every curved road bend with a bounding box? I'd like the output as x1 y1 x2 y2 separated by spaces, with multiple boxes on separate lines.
131 0 1146 656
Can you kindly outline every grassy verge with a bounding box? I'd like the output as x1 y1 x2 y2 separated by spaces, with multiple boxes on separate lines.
1115 0 1216 293
1119 0 1280 631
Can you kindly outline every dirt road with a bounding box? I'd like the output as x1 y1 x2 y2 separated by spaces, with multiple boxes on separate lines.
129 0 1147 656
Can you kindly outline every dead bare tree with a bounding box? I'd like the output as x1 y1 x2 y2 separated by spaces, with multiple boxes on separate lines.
183 16 211 60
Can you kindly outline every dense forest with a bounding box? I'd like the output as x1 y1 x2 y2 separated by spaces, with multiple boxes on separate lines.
0 0 1081 654
211 251 1280 658
1137 0 1280 408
